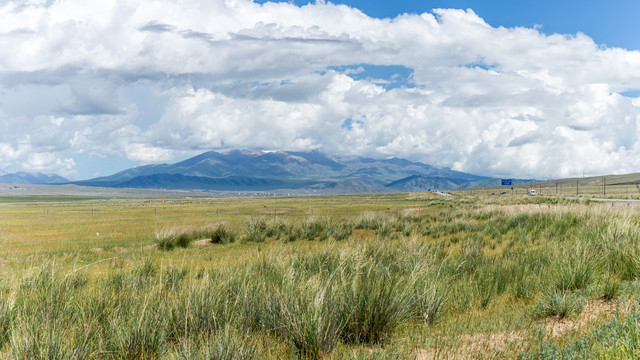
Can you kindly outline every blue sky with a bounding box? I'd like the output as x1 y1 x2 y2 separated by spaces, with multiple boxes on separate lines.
1 0 640 180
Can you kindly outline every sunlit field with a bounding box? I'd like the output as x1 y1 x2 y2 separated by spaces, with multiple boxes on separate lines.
458 175 640 200
2 192 640 358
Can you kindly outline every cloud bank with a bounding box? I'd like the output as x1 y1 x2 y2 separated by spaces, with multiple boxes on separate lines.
1 0 640 178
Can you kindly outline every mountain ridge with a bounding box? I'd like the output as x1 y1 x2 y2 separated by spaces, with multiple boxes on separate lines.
70 150 497 193
0 171 68 185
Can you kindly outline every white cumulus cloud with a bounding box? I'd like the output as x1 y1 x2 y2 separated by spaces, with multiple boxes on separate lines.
0 0 639 179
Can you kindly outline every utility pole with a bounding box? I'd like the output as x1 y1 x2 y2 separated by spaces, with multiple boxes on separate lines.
603 176 606 196
576 179 578 196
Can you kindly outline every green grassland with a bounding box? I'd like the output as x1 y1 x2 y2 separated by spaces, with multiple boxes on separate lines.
2 192 640 358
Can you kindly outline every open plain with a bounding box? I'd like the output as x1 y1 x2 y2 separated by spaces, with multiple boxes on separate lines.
2 190 640 359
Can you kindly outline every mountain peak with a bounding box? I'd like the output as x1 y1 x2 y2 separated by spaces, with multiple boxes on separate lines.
73 149 492 193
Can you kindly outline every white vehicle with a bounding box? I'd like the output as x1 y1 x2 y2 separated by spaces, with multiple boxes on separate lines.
529 189 536 196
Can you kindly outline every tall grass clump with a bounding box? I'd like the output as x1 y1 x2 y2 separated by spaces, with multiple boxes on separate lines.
207 223 236 244
103 258 158 291
130 258 158 289
600 278 621 301
104 297 167 359
165 279 229 343
155 227 178 251
171 326 257 360
163 266 189 291
10 265 95 359
415 285 447 326
394 221 414 237
375 221 396 240
155 226 202 250
552 257 595 292
174 232 193 248
533 289 586 319
296 217 353 241
602 248 640 281
326 219 354 241
241 219 268 242
277 226 300 243
299 217 330 240
354 213 385 230
474 277 495 309
279 275 344 358
265 219 289 238
0 294 14 349
336 346 413 360
9 317 96 360
398 209 423 224
337 251 415 345
229 262 285 333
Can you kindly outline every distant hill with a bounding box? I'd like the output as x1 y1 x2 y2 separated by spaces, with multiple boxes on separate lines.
71 150 497 194
385 175 505 192
0 171 68 185
307 178 390 195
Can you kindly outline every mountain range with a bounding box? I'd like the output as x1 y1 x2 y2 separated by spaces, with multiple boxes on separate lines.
1 150 518 194
0 170 68 185
69 150 503 194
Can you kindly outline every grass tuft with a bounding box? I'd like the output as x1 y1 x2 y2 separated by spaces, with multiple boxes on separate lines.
533 289 586 319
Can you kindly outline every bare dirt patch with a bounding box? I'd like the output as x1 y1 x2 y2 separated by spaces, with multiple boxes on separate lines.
417 331 524 360
545 298 633 337
192 239 210 246
416 298 635 359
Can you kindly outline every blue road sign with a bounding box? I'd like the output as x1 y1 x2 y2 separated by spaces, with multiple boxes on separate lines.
501 179 512 186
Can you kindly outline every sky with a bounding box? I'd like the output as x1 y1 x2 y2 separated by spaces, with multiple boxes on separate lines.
1 0 640 180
